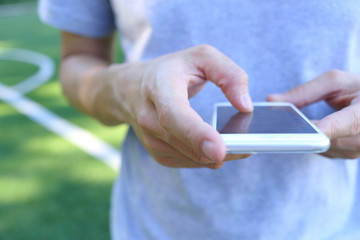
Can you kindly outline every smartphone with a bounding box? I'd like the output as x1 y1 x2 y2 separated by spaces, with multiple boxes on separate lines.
212 102 330 153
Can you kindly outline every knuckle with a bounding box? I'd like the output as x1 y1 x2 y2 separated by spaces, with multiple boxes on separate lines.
144 136 172 154
325 69 343 83
184 124 195 145
326 118 342 139
137 110 152 131
350 111 360 136
193 44 217 56
157 103 172 129
288 85 309 107
238 68 249 82
226 67 249 89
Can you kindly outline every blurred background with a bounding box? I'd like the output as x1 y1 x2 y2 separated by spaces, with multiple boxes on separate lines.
0 0 128 239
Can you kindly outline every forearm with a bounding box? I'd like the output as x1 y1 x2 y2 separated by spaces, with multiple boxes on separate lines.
60 54 136 126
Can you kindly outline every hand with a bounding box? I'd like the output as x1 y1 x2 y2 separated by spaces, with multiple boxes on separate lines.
98 45 253 168
267 70 360 159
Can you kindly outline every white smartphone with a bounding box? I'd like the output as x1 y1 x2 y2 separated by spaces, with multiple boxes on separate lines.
212 102 330 153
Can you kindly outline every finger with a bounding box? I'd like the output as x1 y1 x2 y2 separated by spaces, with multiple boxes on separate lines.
144 131 217 166
166 133 222 165
326 133 360 158
224 154 252 161
158 132 252 164
138 97 226 164
316 103 360 139
137 128 211 168
206 162 225 169
133 103 219 165
152 147 226 169
267 70 356 108
141 119 251 167
352 93 360 105
321 146 360 159
153 155 210 168
323 136 360 159
155 98 226 164
136 101 168 137
189 45 253 112
159 155 226 169
329 135 360 152
321 150 352 159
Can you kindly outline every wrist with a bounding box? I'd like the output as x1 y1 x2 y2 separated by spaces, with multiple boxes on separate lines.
87 62 145 126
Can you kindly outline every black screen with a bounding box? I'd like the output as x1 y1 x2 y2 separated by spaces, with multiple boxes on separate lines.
217 106 317 134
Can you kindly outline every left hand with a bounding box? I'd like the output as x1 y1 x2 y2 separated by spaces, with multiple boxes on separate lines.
267 70 360 159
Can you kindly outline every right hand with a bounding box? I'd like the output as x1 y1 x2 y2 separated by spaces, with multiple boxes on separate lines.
87 45 253 169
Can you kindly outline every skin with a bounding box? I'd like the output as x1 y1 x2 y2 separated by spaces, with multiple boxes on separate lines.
60 32 253 169
267 70 360 159
61 32 360 163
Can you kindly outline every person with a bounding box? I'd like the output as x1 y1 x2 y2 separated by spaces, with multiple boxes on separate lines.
39 1 360 239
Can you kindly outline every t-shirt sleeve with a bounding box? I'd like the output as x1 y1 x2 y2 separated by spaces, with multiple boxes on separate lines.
38 0 116 38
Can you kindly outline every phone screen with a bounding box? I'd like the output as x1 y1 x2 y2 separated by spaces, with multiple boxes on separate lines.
217 106 317 134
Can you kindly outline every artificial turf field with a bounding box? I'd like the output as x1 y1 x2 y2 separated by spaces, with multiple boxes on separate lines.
0 7 128 240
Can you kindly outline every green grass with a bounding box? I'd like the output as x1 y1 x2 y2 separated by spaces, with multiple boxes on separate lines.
0 10 127 240
0 60 38 86
0 0 35 5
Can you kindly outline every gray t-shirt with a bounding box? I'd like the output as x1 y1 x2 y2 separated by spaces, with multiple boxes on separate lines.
39 0 360 239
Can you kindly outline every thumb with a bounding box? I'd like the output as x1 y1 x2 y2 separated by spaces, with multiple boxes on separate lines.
316 103 360 139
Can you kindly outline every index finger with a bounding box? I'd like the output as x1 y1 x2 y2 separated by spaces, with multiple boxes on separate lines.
189 45 253 112
267 70 360 108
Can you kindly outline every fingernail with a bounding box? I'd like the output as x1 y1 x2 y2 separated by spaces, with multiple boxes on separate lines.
201 140 218 163
241 93 253 111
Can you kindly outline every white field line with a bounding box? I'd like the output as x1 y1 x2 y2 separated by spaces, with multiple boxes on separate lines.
0 49 121 171
0 48 55 94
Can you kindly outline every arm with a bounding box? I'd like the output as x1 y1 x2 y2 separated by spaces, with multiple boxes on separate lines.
60 32 123 125
60 32 253 168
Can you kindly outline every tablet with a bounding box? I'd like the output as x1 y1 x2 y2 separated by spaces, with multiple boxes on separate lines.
212 102 330 153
